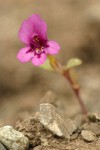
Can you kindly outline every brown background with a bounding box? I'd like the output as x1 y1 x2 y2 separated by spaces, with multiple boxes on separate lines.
0 0 100 125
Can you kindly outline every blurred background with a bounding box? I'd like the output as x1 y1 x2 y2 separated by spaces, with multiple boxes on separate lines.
0 0 100 125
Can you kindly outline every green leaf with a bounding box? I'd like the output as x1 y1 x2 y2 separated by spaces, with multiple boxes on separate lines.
64 58 82 70
40 59 53 71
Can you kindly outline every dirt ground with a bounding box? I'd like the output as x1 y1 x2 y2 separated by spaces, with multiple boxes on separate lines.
0 0 100 149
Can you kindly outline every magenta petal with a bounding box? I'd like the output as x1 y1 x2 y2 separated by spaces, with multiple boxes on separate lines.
46 41 60 55
17 47 33 63
18 18 35 44
32 53 46 66
29 14 47 40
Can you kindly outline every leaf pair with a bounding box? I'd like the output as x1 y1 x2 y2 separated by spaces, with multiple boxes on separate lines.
40 57 82 71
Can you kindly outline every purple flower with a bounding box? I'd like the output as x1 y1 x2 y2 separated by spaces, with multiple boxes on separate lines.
17 14 60 66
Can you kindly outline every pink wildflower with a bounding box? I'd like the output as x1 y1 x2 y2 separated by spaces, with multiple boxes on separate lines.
17 14 60 66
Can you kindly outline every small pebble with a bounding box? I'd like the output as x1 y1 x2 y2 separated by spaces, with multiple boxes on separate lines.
0 126 29 150
39 103 76 139
84 123 100 136
88 113 100 122
81 130 96 142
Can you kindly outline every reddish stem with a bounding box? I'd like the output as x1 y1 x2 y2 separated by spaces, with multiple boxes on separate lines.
48 55 87 115
63 70 87 115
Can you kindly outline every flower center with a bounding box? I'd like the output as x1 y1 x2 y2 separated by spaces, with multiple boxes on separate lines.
32 35 45 55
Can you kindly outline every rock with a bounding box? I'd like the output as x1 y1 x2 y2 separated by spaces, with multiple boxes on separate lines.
0 126 29 150
39 103 77 139
0 142 7 150
88 113 100 122
81 130 96 142
84 123 100 136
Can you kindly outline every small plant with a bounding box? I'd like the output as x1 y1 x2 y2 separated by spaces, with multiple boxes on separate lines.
17 14 87 115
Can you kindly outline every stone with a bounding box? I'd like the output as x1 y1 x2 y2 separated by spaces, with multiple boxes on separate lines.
88 113 100 122
0 126 29 150
0 142 7 150
84 123 100 136
39 103 77 139
81 130 96 142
